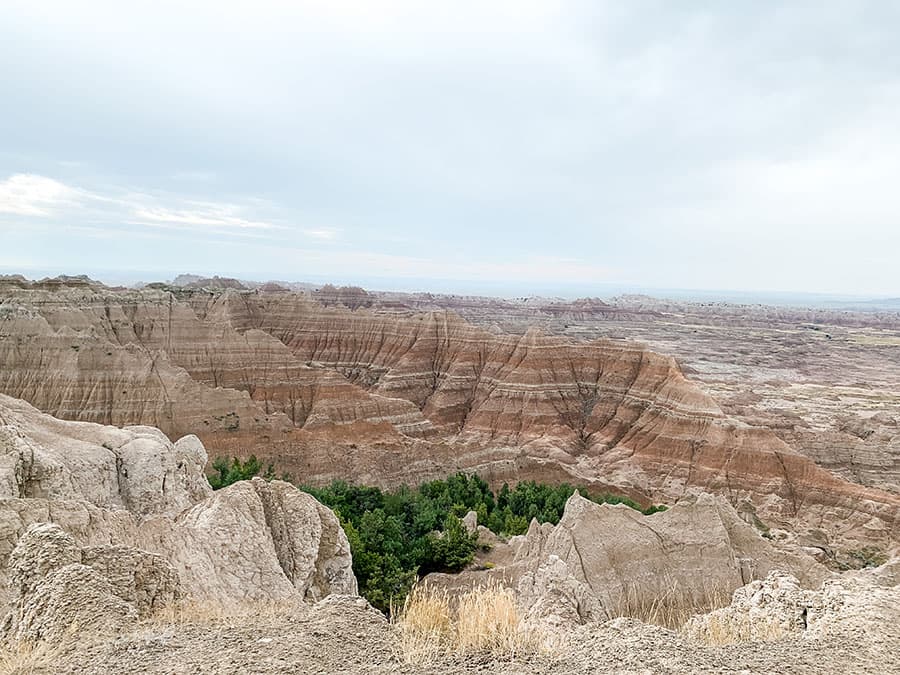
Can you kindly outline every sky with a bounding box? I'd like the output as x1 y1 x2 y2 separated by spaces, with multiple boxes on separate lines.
1 1 899 297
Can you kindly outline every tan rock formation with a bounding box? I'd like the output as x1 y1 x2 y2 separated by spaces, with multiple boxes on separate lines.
683 570 900 652
2 523 178 643
427 491 832 625
0 394 356 614
163 478 357 602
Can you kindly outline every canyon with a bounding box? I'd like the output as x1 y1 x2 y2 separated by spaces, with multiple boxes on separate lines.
0 275 898 556
0 388 896 674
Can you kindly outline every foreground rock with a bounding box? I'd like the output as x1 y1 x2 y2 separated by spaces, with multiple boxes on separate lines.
0 395 357 640
2 523 179 642
684 569 900 662
427 492 831 626
163 478 356 602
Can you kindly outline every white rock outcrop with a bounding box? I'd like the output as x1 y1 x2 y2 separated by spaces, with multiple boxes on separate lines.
683 570 900 650
164 478 356 602
426 490 832 626
0 394 358 640
512 491 830 620
2 523 179 642
0 393 211 515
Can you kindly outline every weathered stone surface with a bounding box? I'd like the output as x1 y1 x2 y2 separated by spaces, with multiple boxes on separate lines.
166 478 356 602
1 523 164 643
517 554 606 627
80 544 180 614
683 570 900 650
0 393 211 516
6 562 138 643
426 491 832 626
523 492 830 610
0 396 357 616
6 522 80 602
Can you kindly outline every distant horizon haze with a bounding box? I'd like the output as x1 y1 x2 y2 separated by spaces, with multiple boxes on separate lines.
1 265 896 309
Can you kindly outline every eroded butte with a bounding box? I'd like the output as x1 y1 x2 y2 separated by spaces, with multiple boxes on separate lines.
0 276 898 553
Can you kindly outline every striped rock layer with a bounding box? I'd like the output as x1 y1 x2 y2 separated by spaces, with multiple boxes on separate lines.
0 279 897 548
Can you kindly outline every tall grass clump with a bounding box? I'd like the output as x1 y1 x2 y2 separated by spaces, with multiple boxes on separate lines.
392 583 541 663
0 640 59 675
608 578 733 629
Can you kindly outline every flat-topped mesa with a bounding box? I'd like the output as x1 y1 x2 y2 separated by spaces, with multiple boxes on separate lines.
1 284 899 548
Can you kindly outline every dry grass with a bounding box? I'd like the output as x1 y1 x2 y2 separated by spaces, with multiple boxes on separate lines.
393 583 541 663
686 612 791 646
608 579 733 630
455 584 524 654
0 641 60 675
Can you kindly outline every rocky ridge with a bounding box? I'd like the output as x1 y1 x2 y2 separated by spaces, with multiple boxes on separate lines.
0 391 897 673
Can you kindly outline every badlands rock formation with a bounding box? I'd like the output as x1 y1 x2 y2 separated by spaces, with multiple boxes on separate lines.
0 392 356 639
427 491 831 625
683 569 900 660
1 278 899 551
3 522 179 642
396 289 900 496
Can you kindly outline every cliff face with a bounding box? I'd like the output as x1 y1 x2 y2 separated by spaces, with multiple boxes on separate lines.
1 281 898 547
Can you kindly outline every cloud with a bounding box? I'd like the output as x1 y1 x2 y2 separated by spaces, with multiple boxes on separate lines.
130 204 281 230
0 174 81 216
302 228 338 240
0 173 342 245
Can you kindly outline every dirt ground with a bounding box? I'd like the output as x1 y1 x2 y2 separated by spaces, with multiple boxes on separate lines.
13 596 896 675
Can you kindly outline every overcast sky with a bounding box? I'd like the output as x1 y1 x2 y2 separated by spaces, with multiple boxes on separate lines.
1 1 899 296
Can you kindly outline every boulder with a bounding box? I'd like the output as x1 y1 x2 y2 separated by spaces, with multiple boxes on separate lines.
682 572 815 644
2 523 178 643
0 395 211 516
0 397 358 614
426 490 831 627
167 478 356 602
525 491 830 615
684 570 900 648
517 554 606 627
6 563 138 643
80 545 180 614
462 510 478 534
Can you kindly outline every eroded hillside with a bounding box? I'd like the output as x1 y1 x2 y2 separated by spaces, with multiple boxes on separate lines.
1 276 898 551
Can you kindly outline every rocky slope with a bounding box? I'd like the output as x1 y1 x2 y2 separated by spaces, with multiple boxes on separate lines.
1 278 899 551
390 289 900 495
0 392 356 619
0 390 896 673
426 491 832 625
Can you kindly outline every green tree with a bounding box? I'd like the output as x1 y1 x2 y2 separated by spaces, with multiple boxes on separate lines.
423 514 477 573
208 455 264 489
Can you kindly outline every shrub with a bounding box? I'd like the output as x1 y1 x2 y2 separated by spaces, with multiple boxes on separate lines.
207 455 274 489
